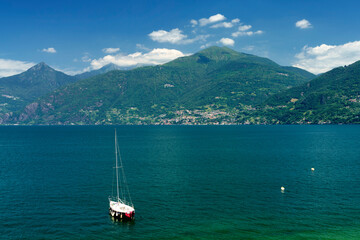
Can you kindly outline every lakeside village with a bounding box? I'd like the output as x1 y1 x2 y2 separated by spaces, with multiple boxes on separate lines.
77 100 306 125
79 105 261 125
102 107 241 125
81 103 338 125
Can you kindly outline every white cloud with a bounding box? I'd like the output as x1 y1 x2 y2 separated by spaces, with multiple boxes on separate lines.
149 28 209 44
0 59 35 77
149 28 187 44
211 22 233 28
232 29 263 37
42 47 56 53
218 38 235 46
102 48 120 54
232 24 263 37
210 18 240 28
89 48 186 70
78 52 92 62
295 19 312 29
192 34 211 43
199 14 226 26
190 19 198 27
293 41 360 74
81 55 91 62
136 43 150 51
238 25 252 31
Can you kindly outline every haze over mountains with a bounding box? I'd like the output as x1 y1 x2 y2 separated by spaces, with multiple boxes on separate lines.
75 63 142 80
0 46 359 125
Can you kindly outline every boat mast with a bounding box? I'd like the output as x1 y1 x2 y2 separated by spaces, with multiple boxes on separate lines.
115 129 120 202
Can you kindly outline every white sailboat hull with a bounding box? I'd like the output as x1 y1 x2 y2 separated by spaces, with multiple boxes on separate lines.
109 200 135 220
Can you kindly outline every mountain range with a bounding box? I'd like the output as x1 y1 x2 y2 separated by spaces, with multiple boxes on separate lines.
260 60 360 124
0 46 358 125
0 61 129 122
5 47 314 124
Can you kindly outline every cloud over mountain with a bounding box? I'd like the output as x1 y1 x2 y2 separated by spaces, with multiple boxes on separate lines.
218 38 235 46
89 48 186 70
0 59 35 77
148 28 187 44
148 28 209 45
293 41 360 74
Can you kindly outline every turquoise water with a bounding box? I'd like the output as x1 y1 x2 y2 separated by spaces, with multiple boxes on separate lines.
0 125 360 239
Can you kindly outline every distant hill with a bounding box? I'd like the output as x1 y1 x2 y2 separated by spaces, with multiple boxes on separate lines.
75 63 139 80
0 62 77 122
262 60 360 124
10 46 315 125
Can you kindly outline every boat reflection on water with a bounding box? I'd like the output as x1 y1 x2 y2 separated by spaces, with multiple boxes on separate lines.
109 215 136 225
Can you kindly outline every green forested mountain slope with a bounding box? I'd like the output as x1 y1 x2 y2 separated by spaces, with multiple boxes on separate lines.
11 46 314 124
0 62 77 122
261 61 360 124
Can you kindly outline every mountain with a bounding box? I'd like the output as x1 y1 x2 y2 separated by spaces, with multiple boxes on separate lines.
168 47 315 108
262 60 360 124
75 63 139 80
0 62 77 122
9 46 315 125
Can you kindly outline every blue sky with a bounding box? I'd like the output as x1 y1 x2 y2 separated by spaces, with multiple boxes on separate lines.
1 0 360 76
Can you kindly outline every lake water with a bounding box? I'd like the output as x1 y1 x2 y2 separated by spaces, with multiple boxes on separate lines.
0 125 360 239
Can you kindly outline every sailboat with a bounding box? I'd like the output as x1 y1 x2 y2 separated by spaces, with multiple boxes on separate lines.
109 129 135 220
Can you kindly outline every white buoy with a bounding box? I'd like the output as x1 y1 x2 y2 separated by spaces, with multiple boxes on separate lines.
311 168 315 171
281 186 285 192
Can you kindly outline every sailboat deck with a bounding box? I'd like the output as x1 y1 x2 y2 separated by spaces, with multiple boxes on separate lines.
109 200 134 213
